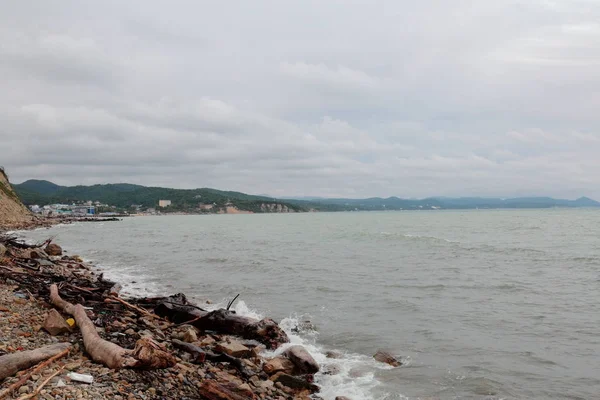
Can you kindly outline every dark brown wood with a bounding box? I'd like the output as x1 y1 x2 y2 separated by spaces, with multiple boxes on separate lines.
155 301 288 349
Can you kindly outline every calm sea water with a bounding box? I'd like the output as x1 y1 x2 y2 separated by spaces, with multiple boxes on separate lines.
21 210 600 400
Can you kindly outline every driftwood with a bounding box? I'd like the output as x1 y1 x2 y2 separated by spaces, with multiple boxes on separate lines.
17 367 64 400
0 345 70 399
0 342 71 381
155 299 288 349
171 339 253 379
49 284 176 369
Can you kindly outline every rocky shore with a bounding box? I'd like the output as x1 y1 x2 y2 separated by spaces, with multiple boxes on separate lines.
0 233 401 399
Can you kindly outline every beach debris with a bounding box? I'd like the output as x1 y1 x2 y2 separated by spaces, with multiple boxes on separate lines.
373 350 402 367
0 342 71 381
19 367 65 400
50 284 176 369
0 344 71 399
66 372 94 384
43 309 72 336
0 234 325 398
154 300 289 349
283 345 320 374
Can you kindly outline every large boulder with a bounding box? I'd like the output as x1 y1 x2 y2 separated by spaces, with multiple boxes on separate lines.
283 345 319 374
43 309 71 336
373 350 401 367
45 243 63 256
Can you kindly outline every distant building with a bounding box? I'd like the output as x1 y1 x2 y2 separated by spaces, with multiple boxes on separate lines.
158 200 172 208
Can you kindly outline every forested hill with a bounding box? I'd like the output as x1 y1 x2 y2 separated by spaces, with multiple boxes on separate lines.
13 180 304 213
13 179 600 213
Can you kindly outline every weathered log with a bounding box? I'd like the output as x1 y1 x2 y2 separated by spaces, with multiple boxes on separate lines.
0 345 70 400
171 339 253 379
155 300 288 349
0 343 71 381
49 284 176 369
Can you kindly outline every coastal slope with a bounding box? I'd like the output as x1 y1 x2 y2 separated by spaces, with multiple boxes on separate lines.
0 167 36 229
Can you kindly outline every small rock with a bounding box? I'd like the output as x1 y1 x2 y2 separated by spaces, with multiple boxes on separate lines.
182 327 197 343
0 243 6 256
55 379 67 387
43 309 71 336
19 386 30 394
65 361 82 371
336 397 352 400
283 345 320 374
124 328 136 336
326 350 343 359
373 350 402 367
272 373 319 393
200 335 216 346
30 250 42 259
45 243 63 256
215 341 252 358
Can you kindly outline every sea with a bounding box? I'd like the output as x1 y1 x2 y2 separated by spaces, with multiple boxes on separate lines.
18 209 600 400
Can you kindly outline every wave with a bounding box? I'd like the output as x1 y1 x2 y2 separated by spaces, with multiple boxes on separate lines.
379 232 460 244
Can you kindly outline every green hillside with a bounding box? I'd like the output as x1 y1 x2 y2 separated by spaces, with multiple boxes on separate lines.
13 180 305 213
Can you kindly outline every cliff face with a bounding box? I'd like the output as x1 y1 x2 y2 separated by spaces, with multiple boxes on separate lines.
0 168 35 230
259 203 296 213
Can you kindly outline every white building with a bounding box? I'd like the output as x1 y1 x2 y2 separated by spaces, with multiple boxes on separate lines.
158 200 172 208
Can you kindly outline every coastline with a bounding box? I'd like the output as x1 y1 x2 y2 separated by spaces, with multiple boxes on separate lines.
0 224 388 400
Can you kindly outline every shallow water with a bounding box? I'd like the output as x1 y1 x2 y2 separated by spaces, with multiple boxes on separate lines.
21 209 600 399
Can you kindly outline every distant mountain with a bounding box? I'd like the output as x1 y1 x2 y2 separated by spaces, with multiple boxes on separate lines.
13 180 303 213
285 195 600 211
16 179 62 195
13 179 600 213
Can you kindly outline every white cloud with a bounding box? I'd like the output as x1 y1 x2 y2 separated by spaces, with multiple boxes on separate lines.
0 1 599 199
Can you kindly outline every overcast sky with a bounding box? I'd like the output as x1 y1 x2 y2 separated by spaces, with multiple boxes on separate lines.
1 1 599 198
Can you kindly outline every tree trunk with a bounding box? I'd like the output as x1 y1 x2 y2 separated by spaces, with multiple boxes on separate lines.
155 301 288 349
49 284 176 369
0 343 71 381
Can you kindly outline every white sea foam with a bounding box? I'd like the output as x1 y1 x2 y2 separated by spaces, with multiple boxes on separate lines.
207 301 396 400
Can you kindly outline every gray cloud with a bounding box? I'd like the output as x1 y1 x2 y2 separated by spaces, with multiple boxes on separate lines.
1 0 599 199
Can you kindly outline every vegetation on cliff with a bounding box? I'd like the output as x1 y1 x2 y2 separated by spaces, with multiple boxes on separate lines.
14 180 305 213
